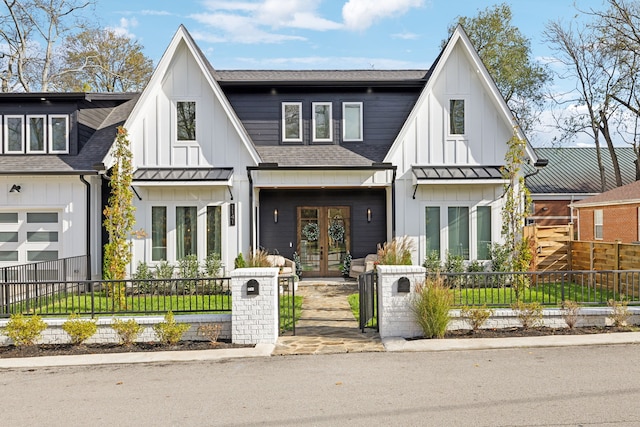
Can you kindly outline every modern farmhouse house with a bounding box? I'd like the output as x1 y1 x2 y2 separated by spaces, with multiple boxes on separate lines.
0 25 540 279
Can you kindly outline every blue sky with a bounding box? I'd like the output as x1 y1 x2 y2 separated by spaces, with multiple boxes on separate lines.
93 0 604 70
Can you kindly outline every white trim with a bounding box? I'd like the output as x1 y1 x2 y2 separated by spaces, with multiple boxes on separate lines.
4 115 24 153
342 102 363 142
48 115 69 154
282 102 303 143
312 102 333 143
26 115 47 154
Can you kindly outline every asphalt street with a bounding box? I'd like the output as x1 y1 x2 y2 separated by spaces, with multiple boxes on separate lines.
3 344 640 426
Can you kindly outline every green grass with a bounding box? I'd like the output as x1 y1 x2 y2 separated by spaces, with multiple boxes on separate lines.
348 293 377 328
279 295 303 331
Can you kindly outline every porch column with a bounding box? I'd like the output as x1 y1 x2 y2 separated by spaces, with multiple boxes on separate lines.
231 267 279 345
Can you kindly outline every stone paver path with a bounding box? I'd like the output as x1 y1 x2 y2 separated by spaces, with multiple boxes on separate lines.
273 280 384 356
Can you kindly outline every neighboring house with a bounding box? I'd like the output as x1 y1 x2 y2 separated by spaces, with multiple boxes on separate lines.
0 25 540 278
526 147 637 227
0 93 136 277
572 180 640 243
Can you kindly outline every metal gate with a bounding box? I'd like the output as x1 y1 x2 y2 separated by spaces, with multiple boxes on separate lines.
278 275 296 336
358 270 378 332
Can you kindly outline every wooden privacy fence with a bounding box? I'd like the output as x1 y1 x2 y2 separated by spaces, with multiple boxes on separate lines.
525 225 572 272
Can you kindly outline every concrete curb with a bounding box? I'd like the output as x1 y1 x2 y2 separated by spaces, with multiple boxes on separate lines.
382 332 640 352
0 343 275 369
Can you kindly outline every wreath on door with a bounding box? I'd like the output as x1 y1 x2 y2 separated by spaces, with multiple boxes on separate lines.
302 222 320 241
328 221 345 243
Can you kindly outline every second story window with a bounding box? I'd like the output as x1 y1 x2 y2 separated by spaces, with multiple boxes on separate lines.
282 102 302 142
49 115 69 153
5 116 24 153
312 102 332 142
449 99 465 135
343 102 363 141
177 101 196 141
27 115 46 153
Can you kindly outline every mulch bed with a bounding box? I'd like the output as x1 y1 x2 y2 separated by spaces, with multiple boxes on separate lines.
437 326 636 339
0 340 252 359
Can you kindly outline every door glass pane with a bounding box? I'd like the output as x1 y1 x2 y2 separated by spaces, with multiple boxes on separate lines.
29 117 45 151
176 206 197 259
327 207 350 273
299 208 320 273
477 206 491 260
207 206 221 257
152 207 167 261
27 231 58 242
425 207 440 256
448 207 469 259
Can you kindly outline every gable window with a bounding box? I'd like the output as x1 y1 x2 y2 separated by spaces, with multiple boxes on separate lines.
448 206 469 259
5 116 24 153
177 101 196 141
152 207 167 261
594 209 603 240
477 206 492 260
49 115 69 153
176 206 197 259
425 206 440 257
343 102 363 141
282 102 302 142
449 99 465 135
27 116 46 153
312 102 332 142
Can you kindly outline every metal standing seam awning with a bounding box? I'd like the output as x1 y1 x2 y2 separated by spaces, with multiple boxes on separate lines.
412 165 507 185
132 167 234 185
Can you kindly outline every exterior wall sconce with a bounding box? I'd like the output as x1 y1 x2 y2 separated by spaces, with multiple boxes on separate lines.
274 208 278 223
9 184 21 193
367 208 372 223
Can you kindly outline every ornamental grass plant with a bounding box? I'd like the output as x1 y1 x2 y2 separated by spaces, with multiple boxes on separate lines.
411 275 452 339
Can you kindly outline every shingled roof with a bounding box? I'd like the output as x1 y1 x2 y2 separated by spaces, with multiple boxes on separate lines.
572 179 640 207
526 147 638 194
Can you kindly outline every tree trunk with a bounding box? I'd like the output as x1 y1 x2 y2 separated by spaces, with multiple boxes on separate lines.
599 110 623 187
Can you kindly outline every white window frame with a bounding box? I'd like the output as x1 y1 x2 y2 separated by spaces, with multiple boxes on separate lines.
594 209 603 240
4 115 25 153
342 102 363 142
175 100 197 143
26 115 47 154
48 115 69 154
312 102 333 143
448 98 466 137
282 102 303 143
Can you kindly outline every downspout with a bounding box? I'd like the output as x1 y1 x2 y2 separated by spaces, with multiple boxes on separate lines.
247 169 254 252
391 168 397 238
79 175 91 280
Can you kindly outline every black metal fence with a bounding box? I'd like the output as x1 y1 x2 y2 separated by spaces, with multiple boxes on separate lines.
0 255 89 283
439 270 640 307
359 270 378 332
0 277 232 318
278 276 296 335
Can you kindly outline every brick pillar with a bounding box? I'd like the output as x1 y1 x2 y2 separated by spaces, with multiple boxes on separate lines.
231 268 279 345
377 265 426 339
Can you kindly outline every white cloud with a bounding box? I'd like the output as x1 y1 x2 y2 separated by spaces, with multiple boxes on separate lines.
140 10 173 16
109 17 138 39
191 12 306 44
229 55 428 69
391 32 419 40
342 0 425 31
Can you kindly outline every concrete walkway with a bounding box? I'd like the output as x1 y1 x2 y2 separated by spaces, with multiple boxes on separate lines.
273 279 384 355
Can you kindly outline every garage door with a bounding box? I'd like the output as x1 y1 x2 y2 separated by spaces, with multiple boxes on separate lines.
0 211 61 265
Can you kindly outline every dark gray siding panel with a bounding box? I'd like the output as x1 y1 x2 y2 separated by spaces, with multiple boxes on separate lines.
258 188 386 260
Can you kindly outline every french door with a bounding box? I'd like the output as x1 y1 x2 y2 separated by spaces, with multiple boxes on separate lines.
297 206 350 277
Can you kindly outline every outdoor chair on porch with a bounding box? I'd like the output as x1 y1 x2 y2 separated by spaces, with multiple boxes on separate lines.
349 254 378 279
266 255 296 275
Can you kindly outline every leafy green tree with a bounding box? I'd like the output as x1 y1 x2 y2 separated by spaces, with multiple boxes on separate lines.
103 126 135 308
57 27 153 92
447 3 550 134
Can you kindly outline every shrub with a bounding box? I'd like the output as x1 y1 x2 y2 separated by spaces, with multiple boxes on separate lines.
178 254 200 294
411 275 452 339
112 318 143 346
422 251 441 274
377 235 413 265
155 261 174 279
341 252 352 278
292 252 302 277
460 305 493 331
511 300 543 329
561 300 581 329
62 313 97 345
197 323 222 346
203 252 223 278
466 260 486 273
248 249 270 267
3 314 47 346
153 311 190 345
608 296 631 327
132 261 154 293
234 253 246 269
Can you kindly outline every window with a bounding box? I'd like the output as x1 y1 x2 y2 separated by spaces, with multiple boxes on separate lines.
5 116 24 153
207 206 222 258
176 206 197 259
27 115 46 153
0 213 18 223
448 207 469 259
449 99 465 135
152 207 167 261
27 212 58 223
27 231 58 242
343 102 363 141
425 207 440 257
282 102 302 142
0 232 18 243
27 250 58 262
49 115 69 153
477 206 492 260
0 251 18 262
594 209 603 240
312 102 332 142
177 101 196 141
